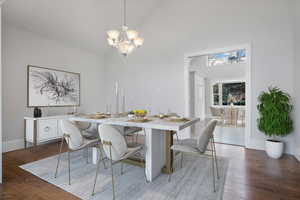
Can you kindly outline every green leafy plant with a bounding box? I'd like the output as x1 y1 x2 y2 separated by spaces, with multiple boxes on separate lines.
257 87 293 139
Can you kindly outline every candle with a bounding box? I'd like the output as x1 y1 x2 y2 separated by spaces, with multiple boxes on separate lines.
115 81 119 96
115 81 119 114
122 95 126 113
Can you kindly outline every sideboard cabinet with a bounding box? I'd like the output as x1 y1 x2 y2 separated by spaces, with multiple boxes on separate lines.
24 115 72 148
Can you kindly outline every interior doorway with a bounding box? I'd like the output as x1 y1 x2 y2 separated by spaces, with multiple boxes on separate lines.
184 44 251 147
189 72 206 136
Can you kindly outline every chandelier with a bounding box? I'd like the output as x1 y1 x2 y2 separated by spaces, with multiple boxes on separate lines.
107 0 144 56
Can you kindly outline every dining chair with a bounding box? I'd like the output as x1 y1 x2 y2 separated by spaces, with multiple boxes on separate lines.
69 120 100 164
124 127 143 145
168 120 219 192
238 109 246 126
72 121 98 139
92 124 143 199
210 107 224 124
55 119 106 185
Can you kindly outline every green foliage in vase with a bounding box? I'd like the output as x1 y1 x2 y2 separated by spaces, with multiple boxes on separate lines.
257 87 293 138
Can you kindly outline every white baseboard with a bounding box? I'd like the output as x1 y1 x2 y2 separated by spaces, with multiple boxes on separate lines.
3 138 61 153
3 139 24 153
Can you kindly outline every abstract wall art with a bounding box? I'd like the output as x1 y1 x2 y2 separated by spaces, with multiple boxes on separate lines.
27 65 80 107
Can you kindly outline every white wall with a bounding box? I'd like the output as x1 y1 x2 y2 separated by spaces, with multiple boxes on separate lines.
293 0 300 161
190 55 246 80
104 0 296 154
0 5 3 184
2 24 105 152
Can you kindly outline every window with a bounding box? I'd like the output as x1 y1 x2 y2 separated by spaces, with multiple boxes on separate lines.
207 49 246 67
212 82 245 106
213 84 219 106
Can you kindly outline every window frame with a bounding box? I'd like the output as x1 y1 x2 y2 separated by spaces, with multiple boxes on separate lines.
207 49 246 67
211 80 246 107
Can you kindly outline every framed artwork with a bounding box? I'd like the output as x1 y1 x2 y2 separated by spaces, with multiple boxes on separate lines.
27 65 80 107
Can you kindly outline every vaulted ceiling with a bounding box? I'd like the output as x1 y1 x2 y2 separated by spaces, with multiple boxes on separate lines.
2 0 161 55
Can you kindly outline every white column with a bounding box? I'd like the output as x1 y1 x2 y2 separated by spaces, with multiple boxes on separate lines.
183 57 193 139
144 128 165 182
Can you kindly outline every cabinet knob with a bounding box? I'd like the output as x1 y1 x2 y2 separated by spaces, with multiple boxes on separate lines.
44 126 50 132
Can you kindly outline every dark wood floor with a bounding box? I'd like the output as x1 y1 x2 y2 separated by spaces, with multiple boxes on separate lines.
1 142 300 200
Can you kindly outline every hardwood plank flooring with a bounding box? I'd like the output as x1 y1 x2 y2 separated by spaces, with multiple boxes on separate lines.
1 142 300 200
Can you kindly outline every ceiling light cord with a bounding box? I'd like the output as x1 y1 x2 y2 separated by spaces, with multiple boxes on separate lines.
123 0 126 26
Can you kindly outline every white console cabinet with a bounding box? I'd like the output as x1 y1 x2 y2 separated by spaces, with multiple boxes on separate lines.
24 115 72 148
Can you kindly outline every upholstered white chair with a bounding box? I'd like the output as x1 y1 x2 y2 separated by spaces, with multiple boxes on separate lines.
210 107 224 123
124 127 143 145
92 124 143 199
169 120 219 192
71 121 98 139
55 120 106 185
237 109 246 126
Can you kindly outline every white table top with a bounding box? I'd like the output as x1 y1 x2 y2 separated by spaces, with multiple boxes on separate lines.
24 115 73 120
69 116 200 132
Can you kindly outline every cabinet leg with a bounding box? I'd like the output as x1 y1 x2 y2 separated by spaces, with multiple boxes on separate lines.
24 119 27 149
33 120 38 151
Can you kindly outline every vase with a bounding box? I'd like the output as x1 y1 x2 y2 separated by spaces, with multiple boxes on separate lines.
34 107 42 118
265 139 284 159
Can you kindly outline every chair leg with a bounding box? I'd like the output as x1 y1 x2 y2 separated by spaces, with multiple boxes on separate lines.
180 152 184 169
98 143 107 169
120 163 124 175
135 133 139 144
210 141 216 192
175 132 179 142
54 137 64 178
92 148 103 196
212 137 219 179
169 151 177 182
86 148 89 164
109 146 116 200
68 150 71 185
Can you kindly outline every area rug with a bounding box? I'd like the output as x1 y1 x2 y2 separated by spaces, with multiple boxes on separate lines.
20 150 228 200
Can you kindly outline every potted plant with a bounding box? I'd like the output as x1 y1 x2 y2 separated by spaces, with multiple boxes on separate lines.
257 87 293 159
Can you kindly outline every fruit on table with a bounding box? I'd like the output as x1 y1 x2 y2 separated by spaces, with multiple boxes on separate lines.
133 110 147 116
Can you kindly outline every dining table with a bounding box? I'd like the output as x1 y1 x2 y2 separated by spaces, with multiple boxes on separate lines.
69 115 200 182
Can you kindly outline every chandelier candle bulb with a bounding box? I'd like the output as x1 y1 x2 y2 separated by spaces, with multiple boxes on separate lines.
127 30 138 40
107 30 120 40
134 37 144 47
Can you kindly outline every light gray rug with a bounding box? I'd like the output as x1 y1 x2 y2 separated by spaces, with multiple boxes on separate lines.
20 150 228 200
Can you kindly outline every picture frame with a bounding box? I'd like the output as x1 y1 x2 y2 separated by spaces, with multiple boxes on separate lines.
27 65 80 107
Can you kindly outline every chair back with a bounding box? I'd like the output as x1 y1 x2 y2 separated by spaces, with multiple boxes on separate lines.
197 120 218 153
98 124 128 161
72 121 91 130
60 120 84 150
210 107 221 117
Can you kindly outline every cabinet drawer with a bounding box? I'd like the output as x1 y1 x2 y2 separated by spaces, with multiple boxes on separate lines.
38 119 58 141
